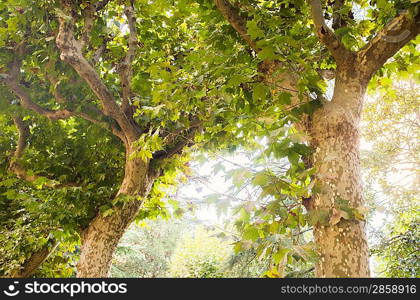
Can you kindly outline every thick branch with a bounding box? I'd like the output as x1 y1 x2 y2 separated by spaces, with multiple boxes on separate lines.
357 9 420 81
309 0 350 63
214 0 258 50
55 5 140 141
10 240 58 278
4 81 72 121
152 123 201 160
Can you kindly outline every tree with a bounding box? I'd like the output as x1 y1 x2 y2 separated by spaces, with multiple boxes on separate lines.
206 0 419 277
1 0 418 278
1 0 284 277
0 0 230 277
0 111 122 277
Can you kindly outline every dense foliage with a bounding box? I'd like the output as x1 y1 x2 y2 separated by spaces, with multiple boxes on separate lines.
0 0 418 277
111 219 188 278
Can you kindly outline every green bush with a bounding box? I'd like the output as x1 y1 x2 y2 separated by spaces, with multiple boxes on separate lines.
168 227 232 278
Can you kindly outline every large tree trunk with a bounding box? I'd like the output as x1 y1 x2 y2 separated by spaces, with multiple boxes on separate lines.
263 59 371 277
76 146 154 277
308 67 370 277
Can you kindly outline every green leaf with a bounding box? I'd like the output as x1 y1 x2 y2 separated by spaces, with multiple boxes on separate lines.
243 226 259 241
252 172 271 187
253 83 268 101
258 46 278 60
273 248 290 264
278 92 292 105
246 20 264 40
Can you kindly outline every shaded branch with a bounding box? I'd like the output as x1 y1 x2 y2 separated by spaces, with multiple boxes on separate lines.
330 0 354 30
77 109 125 141
8 82 72 120
80 6 95 49
9 116 75 187
11 115 29 160
10 240 59 278
91 41 107 65
357 9 420 81
80 1 111 50
2 54 72 120
152 122 202 160
214 0 258 50
309 0 350 63
94 0 111 12
2 52 124 141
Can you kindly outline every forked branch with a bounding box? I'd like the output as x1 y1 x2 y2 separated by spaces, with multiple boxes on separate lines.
56 1 140 141
309 0 351 64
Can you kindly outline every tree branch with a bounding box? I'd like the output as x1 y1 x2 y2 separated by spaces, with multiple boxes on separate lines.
2 54 125 142
94 0 111 12
357 9 420 81
91 41 108 65
80 1 111 50
80 5 95 49
9 116 36 182
9 116 77 187
330 0 354 30
213 0 258 50
152 122 201 160
10 240 59 278
118 0 139 117
309 0 350 63
44 66 125 140
2 55 73 120
55 3 140 141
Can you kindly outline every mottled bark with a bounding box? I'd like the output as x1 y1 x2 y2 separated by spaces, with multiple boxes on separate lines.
308 62 370 277
76 146 154 277
263 59 371 277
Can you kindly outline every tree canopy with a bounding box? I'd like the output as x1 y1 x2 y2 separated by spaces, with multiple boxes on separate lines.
0 0 418 278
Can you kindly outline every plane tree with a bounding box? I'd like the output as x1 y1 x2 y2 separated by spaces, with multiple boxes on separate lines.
203 0 419 277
